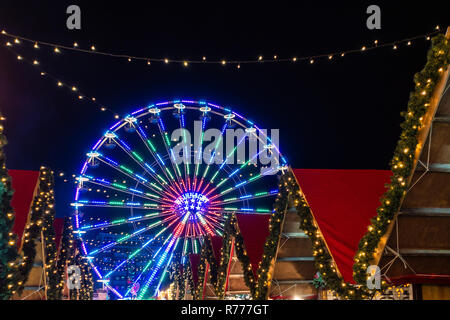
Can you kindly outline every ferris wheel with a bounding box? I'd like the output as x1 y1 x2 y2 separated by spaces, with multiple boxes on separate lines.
71 99 288 299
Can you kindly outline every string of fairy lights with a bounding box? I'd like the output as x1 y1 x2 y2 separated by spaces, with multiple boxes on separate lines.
0 26 443 122
0 27 442 68
2 45 119 117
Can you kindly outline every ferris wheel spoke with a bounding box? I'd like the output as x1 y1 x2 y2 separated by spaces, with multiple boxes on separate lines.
111 135 171 191
155 117 187 192
208 133 248 185
82 177 169 204
131 121 179 188
125 235 170 297
138 233 183 299
207 166 278 201
204 148 266 195
211 189 279 205
87 215 179 257
200 122 228 184
175 107 195 191
192 116 208 191
78 211 175 232
96 155 172 198
103 225 170 279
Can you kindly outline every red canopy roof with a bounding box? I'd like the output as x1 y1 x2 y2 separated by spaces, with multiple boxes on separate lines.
293 169 391 283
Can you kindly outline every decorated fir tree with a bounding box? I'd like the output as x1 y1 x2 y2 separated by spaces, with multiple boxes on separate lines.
0 124 19 300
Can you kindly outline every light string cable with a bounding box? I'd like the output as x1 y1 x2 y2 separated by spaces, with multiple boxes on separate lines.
0 26 443 67
2 45 119 117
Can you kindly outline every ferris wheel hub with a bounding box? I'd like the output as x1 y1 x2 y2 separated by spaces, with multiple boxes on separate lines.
173 192 209 221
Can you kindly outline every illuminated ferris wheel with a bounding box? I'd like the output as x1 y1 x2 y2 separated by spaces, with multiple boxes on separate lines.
71 99 287 299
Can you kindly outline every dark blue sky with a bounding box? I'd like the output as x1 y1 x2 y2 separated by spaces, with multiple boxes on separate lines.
0 1 447 216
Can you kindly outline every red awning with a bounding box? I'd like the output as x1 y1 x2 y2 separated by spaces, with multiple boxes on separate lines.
293 169 392 283
9 169 40 248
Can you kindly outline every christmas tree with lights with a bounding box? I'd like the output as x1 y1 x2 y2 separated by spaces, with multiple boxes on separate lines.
0 120 19 300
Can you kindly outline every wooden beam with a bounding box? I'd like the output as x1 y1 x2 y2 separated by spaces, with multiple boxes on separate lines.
282 232 308 238
272 280 313 284
276 257 315 262
385 249 450 256
434 115 450 123
428 163 450 173
401 207 450 216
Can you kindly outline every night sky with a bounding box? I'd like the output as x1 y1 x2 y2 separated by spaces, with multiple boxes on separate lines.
0 1 448 216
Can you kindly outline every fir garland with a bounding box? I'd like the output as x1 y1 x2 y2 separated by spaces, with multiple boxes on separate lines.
0 129 19 300
214 215 233 299
186 264 195 297
169 263 187 300
78 259 94 300
230 216 256 297
194 242 208 300
352 33 450 285
14 167 59 296
254 173 287 300
56 216 75 296
39 169 62 299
